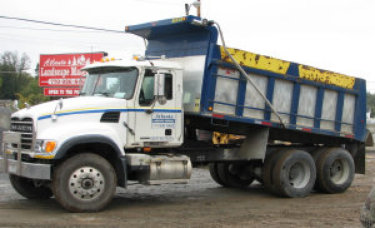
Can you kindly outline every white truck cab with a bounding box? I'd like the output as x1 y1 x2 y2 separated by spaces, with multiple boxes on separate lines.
0 58 192 212
5 58 185 159
81 59 184 149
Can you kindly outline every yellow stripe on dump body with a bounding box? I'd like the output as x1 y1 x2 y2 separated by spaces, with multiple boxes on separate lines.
298 65 355 89
220 46 356 89
220 46 291 75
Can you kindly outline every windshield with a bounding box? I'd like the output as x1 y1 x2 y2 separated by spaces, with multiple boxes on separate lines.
80 67 138 99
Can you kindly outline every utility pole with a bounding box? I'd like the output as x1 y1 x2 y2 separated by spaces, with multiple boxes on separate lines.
185 1 201 17
197 0 201 17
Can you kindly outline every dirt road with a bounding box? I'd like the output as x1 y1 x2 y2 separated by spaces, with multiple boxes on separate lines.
1 155 374 228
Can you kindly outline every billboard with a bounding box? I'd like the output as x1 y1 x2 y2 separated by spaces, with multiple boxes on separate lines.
39 52 106 96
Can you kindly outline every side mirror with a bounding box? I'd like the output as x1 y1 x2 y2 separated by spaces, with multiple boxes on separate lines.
154 73 165 97
154 73 167 105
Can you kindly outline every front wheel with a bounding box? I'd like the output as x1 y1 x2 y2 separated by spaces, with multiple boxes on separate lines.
52 153 117 212
9 175 53 199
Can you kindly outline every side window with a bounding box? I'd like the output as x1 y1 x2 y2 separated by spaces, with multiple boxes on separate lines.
139 71 173 106
139 73 154 106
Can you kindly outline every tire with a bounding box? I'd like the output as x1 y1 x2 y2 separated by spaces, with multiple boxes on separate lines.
272 149 316 198
9 174 53 199
315 147 355 194
310 147 327 163
217 163 254 188
263 149 285 194
52 153 117 212
209 163 227 186
310 147 328 189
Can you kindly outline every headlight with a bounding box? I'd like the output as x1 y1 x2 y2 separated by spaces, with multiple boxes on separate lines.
34 140 43 152
34 139 57 153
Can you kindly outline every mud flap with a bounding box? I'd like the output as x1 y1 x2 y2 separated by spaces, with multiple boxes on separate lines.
223 128 269 161
365 129 374 146
117 156 128 188
354 143 365 174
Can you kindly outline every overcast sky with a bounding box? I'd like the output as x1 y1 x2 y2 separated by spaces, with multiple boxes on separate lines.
1 0 374 91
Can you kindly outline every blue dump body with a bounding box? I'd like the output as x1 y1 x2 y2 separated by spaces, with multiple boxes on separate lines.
127 16 367 144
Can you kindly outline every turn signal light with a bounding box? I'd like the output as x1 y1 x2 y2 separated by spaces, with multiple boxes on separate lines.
143 147 152 153
45 141 56 153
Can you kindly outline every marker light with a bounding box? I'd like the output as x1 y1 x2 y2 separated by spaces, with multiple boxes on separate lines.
44 141 56 153
143 147 152 153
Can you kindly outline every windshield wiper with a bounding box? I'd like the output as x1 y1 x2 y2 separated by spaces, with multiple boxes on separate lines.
94 91 111 97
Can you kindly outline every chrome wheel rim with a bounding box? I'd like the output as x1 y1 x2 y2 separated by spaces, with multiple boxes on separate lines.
68 166 105 201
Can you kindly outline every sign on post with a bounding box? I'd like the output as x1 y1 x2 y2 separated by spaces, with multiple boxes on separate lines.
39 52 105 96
43 88 81 96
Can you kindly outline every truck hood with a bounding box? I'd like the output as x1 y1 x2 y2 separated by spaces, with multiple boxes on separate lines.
12 96 126 121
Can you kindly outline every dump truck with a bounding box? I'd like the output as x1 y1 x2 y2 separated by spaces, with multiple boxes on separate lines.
0 16 367 212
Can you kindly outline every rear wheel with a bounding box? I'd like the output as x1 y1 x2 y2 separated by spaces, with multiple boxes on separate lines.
208 163 226 186
263 149 285 194
272 150 316 198
310 147 328 189
311 147 327 163
216 163 254 188
9 175 53 199
52 153 117 212
315 147 354 193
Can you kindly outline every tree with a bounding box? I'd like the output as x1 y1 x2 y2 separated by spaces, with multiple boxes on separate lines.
0 51 29 99
0 51 49 105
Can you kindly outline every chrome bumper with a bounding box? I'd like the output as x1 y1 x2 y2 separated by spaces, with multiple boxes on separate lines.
0 157 51 180
1 131 51 180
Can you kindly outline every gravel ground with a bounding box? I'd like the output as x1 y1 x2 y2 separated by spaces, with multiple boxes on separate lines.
0 154 374 228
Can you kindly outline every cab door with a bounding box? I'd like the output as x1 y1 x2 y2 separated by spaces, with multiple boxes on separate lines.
134 69 183 147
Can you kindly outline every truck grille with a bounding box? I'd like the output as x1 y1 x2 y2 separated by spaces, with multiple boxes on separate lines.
10 117 34 150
